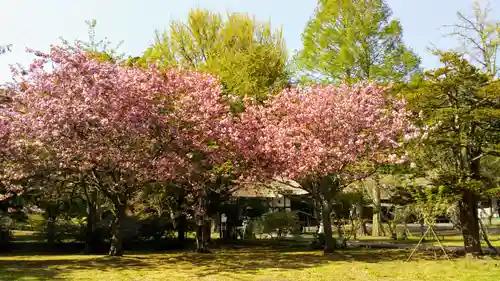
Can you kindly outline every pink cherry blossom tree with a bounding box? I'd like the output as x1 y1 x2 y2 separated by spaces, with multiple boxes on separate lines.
227 84 417 252
3 44 231 255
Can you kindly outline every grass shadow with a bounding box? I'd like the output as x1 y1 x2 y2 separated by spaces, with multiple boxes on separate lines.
0 245 468 280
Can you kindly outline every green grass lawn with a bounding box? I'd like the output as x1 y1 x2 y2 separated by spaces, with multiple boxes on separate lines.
0 248 499 281
357 234 500 247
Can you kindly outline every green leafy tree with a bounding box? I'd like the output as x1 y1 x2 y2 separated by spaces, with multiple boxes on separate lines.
295 0 420 84
406 52 500 256
136 9 289 107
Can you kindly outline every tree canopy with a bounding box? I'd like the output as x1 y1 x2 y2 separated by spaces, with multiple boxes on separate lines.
405 51 500 255
136 9 289 106
295 0 421 84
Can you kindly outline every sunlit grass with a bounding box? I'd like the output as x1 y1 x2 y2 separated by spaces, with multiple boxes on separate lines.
357 234 500 247
0 248 499 281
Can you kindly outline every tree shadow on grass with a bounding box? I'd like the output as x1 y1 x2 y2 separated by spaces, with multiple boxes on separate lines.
0 255 148 281
170 247 463 277
0 246 465 280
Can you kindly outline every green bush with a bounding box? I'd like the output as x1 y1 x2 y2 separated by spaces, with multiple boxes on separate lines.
0 215 13 246
253 211 301 239
27 214 45 232
53 217 87 243
134 215 176 242
22 214 87 243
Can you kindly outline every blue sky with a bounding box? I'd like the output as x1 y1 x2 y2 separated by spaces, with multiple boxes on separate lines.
0 0 498 82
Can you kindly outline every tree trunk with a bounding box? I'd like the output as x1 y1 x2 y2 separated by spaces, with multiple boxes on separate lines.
321 199 335 253
336 222 342 238
459 190 482 257
372 184 384 237
109 204 126 256
83 186 101 254
204 219 212 243
489 197 498 226
177 214 186 241
195 221 210 253
493 197 499 217
195 188 210 253
479 218 499 255
222 219 235 241
84 202 97 253
84 191 101 254
46 215 56 246
176 190 186 241
356 203 368 236
214 213 220 236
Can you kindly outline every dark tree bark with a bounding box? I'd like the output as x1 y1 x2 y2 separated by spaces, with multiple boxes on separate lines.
459 189 482 257
46 215 56 246
176 189 186 241
321 199 335 253
204 219 212 243
222 219 235 241
356 203 368 236
336 221 342 238
84 203 96 253
177 214 186 241
479 218 499 255
194 188 210 253
214 213 221 237
83 188 100 254
195 222 210 253
109 204 126 256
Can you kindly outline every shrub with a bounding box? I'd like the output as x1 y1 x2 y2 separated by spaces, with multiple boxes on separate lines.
27 214 46 232
0 215 13 246
253 211 301 239
134 215 176 242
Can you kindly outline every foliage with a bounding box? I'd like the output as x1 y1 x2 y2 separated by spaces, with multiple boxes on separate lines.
138 9 289 108
135 214 176 241
295 0 420 84
405 186 459 226
405 51 500 255
405 52 500 193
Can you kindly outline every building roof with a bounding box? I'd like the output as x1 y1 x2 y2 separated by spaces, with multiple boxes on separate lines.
231 177 308 198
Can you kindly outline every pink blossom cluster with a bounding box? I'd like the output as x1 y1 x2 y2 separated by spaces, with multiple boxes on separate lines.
2 45 230 189
0 44 416 195
226 85 418 180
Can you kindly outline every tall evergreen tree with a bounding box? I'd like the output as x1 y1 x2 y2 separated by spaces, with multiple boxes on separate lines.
406 52 500 256
296 0 420 84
